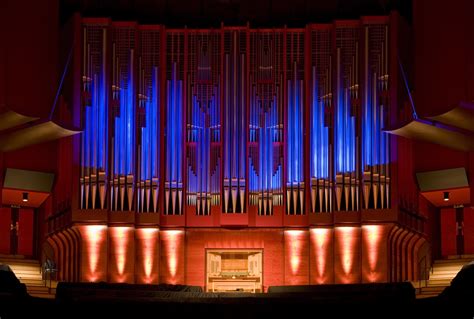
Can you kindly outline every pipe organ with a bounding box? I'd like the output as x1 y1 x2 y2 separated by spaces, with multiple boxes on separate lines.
310 26 332 213
248 30 284 216
334 23 359 212
110 24 137 212
286 31 305 215
222 29 248 214
79 19 392 217
137 27 161 213
81 22 108 210
362 22 390 210
186 31 221 215
165 32 185 215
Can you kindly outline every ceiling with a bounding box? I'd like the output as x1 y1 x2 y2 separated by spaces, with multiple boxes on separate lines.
421 187 470 208
60 0 412 27
2 189 50 208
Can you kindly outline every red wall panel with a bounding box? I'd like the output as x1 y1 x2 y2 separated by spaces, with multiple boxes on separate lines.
334 226 361 283
414 141 468 174
17 209 34 256
463 208 474 254
5 0 58 118
310 228 334 284
184 229 284 291
78 225 108 282
108 227 135 283
135 228 160 284
413 0 470 117
0 208 11 254
361 224 391 283
284 230 309 285
160 230 185 284
440 208 456 257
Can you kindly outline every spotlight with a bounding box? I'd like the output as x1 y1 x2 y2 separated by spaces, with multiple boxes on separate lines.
443 191 449 202
22 192 29 202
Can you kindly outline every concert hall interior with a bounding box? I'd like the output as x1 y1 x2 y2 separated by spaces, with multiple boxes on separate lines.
1 0 474 317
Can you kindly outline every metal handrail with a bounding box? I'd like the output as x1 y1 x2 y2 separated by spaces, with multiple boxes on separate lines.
42 259 58 289
417 247 433 292
41 242 58 288
417 255 427 291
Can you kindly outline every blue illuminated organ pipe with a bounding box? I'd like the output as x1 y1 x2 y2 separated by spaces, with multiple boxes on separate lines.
187 92 220 215
81 25 108 210
165 62 184 215
310 65 331 213
186 35 221 215
249 34 283 216
111 38 136 212
362 24 390 209
333 27 359 212
209 84 221 208
249 97 283 215
286 61 304 215
79 21 392 215
223 30 246 213
138 64 160 212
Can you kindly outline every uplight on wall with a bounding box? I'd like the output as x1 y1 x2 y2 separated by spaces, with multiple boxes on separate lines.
443 191 450 202
22 192 29 202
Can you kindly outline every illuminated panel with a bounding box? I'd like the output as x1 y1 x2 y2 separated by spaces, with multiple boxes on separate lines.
286 31 305 215
335 226 360 283
222 28 247 213
109 226 134 283
81 22 108 209
137 27 161 212
362 224 387 282
362 21 390 210
80 225 107 282
310 228 333 284
136 228 159 284
165 31 185 215
186 31 221 215
334 23 359 212
284 230 309 284
248 30 284 216
310 26 332 213
160 230 184 284
110 24 137 211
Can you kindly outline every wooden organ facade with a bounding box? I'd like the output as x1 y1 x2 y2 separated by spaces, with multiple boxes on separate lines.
44 13 430 290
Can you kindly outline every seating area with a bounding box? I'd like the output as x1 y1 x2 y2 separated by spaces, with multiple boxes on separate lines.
1 268 474 318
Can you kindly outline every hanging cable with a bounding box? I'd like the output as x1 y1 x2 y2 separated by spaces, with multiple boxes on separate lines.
49 42 75 120
398 55 418 119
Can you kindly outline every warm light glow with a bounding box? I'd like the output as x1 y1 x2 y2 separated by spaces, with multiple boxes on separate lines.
336 227 357 281
363 225 382 282
162 230 183 283
110 227 132 280
22 192 28 202
310 228 331 283
138 228 159 283
286 230 304 275
83 225 107 281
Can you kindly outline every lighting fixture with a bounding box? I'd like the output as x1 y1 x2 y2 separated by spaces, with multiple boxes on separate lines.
443 191 449 202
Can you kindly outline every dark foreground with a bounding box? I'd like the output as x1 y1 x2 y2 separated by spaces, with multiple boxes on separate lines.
1 263 474 319
1 286 473 319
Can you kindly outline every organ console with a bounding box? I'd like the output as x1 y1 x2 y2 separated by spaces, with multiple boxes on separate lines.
206 250 263 293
